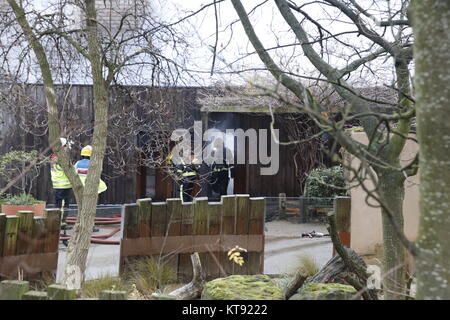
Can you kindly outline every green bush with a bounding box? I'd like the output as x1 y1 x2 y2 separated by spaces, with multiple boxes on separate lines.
0 150 47 197
305 166 347 198
0 193 43 205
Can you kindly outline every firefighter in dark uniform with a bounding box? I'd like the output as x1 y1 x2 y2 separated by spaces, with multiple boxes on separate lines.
207 138 235 200
320 112 343 167
175 155 200 203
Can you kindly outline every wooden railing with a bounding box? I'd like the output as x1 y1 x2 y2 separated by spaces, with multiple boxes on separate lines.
0 209 61 280
120 195 265 281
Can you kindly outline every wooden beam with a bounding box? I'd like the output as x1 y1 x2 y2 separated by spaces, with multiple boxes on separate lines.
0 214 7 257
201 105 304 114
43 209 61 253
123 204 139 239
220 195 237 276
136 198 152 238
3 216 19 256
16 211 35 255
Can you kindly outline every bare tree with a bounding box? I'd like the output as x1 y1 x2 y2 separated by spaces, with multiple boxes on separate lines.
227 0 417 299
1 0 194 290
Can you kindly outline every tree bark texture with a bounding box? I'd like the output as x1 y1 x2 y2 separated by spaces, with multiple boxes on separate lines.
377 170 407 299
410 0 450 300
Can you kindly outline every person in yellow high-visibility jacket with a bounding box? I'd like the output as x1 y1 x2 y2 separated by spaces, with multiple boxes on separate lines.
50 153 72 210
50 138 73 241
74 145 107 194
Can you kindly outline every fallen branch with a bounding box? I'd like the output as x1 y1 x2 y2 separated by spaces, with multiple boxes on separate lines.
285 270 308 300
326 212 378 300
152 252 205 300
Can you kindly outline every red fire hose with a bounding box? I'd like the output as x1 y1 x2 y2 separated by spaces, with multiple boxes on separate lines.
65 217 121 225
60 216 122 245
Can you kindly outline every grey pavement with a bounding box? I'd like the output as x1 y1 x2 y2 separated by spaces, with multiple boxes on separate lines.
56 220 332 281
264 237 332 275
56 225 122 282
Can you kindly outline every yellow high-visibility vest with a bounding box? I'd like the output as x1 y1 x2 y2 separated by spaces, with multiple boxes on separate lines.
77 174 107 194
75 159 107 194
51 165 72 189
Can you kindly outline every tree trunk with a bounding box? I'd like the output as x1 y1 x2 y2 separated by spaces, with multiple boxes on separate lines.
7 0 109 291
284 270 308 300
377 171 407 300
62 0 110 290
410 0 450 300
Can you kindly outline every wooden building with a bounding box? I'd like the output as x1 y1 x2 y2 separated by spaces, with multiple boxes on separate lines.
1 84 322 205
135 88 322 200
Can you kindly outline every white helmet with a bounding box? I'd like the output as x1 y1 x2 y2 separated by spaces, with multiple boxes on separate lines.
60 137 73 149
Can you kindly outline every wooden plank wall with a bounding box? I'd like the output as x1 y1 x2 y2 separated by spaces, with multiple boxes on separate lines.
120 195 265 281
0 209 61 280
210 112 303 197
0 85 203 205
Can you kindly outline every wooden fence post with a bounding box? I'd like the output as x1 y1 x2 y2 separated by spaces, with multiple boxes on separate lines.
22 291 48 300
151 202 168 264
123 204 139 239
136 198 152 238
220 195 236 277
192 197 210 278
121 203 141 274
16 211 34 255
235 195 250 275
99 290 127 300
0 214 6 257
193 197 208 236
333 197 351 249
3 216 19 256
0 280 30 300
166 198 182 272
44 209 61 253
31 217 46 254
47 284 77 300
205 202 222 279
249 197 265 274
178 202 194 281
151 203 168 238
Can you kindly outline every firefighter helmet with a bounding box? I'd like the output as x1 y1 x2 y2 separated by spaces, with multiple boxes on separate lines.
81 145 92 157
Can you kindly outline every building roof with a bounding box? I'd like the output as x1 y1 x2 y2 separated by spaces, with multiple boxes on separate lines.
197 85 400 114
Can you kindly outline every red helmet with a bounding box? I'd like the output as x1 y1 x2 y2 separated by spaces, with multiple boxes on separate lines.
50 153 57 159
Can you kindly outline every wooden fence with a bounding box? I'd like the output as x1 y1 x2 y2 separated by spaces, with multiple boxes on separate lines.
0 280 126 300
0 209 61 280
120 195 265 281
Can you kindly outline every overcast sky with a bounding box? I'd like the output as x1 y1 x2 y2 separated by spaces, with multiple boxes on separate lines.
1 0 405 88
160 0 308 86
157 0 403 88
